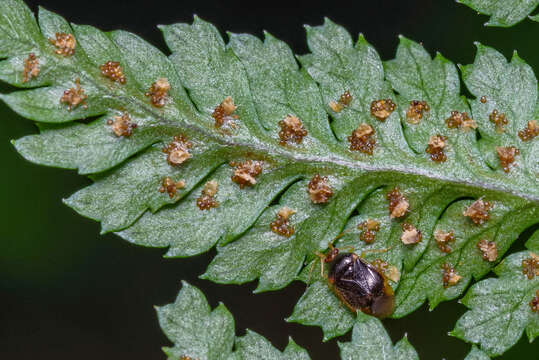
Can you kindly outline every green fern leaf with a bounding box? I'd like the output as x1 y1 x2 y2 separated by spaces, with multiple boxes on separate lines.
457 0 539 27
158 282 235 360
464 346 491 360
450 230 539 356
1 0 538 354
158 282 419 360
338 312 419 360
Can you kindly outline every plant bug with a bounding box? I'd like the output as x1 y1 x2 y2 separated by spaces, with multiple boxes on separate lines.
312 232 395 319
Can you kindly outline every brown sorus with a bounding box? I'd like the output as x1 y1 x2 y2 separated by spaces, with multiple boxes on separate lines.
162 135 193 166
518 120 539 141
307 174 333 204
476 239 498 262
348 123 376 154
22 53 40 83
329 90 352 112
158 177 185 198
339 90 352 106
530 290 539 313
434 230 455 253
196 180 219 210
386 187 409 219
489 109 508 133
107 113 137 137
522 253 539 280
426 134 448 163
358 219 380 244
370 99 396 121
371 259 400 282
231 160 262 188
445 111 477 130
270 206 296 237
278 115 308 145
400 223 422 245
442 263 462 288
496 146 520 173
145 78 170 107
480 96 487 103
60 78 87 111
212 96 239 128
49 33 76 56
463 199 493 225
100 61 126 84
406 100 430 124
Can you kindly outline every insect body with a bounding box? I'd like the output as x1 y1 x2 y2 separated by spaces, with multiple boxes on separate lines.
320 246 395 318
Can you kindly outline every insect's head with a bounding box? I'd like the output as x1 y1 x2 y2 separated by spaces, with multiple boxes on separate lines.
324 245 340 263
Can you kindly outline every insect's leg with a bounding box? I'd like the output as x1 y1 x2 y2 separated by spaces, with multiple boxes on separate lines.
360 245 394 258
327 227 354 249
306 260 316 285
314 252 326 278
340 245 355 253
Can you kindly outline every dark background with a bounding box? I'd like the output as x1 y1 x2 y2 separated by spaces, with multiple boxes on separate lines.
1 0 538 359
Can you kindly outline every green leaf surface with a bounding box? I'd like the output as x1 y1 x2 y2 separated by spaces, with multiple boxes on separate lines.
457 0 539 27
464 346 491 360
393 199 538 318
158 282 312 360
338 312 419 360
288 281 355 341
1 0 538 353
157 281 235 360
158 283 419 360
450 230 539 356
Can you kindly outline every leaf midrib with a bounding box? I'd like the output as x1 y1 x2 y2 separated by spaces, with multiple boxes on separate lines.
21 22 539 204
128 91 538 202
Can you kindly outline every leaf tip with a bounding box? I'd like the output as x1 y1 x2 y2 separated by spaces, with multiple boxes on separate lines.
323 17 333 25
61 196 72 207
284 315 295 324
357 32 367 42
198 272 210 280
397 34 415 47
323 334 333 342
252 286 264 294
511 49 525 64
180 279 191 289
448 328 464 339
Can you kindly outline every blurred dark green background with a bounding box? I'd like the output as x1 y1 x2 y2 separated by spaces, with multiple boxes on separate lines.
1 0 538 359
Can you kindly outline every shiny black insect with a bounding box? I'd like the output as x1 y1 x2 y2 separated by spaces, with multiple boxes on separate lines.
317 245 395 318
